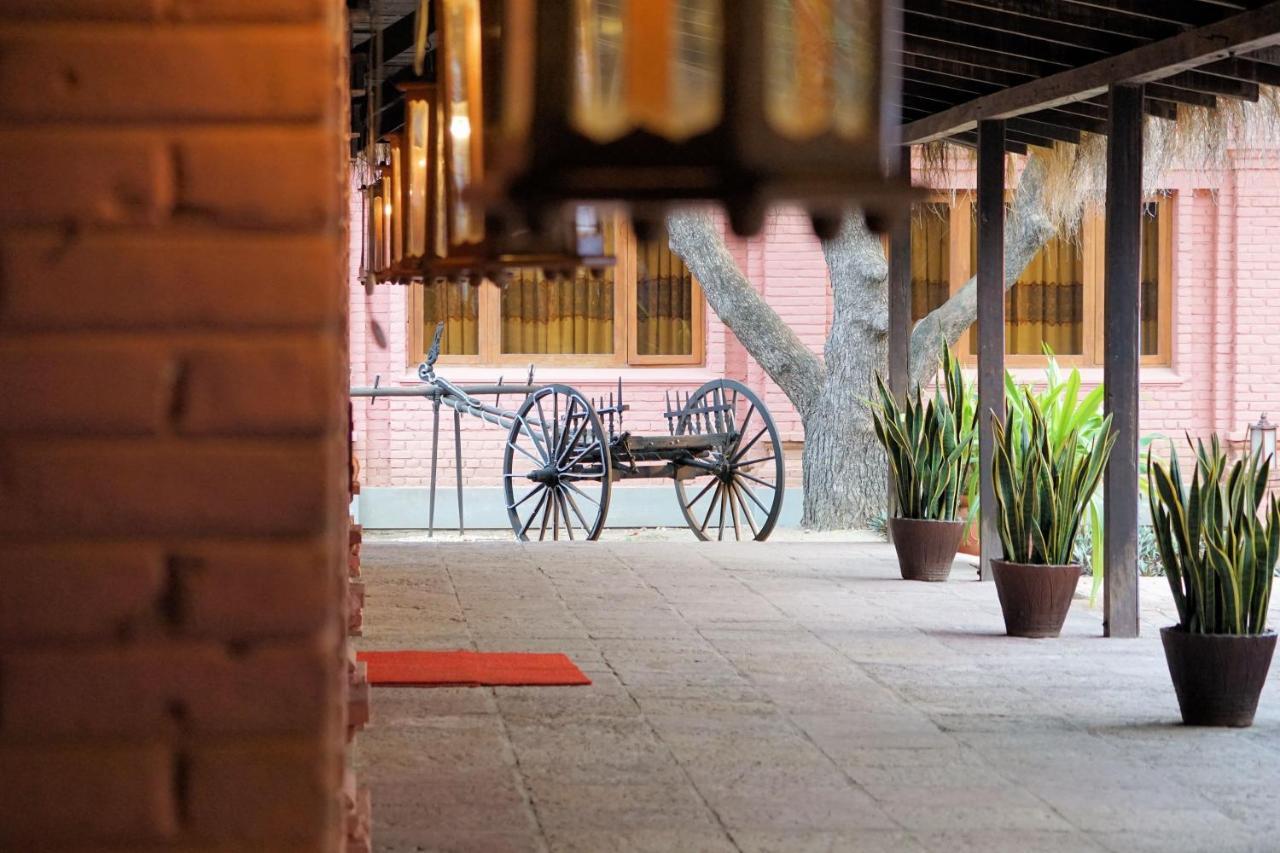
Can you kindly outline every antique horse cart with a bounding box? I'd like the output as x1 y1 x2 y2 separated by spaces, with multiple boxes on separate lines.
351 324 785 541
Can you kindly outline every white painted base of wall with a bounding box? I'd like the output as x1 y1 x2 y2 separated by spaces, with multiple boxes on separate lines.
352 486 805 530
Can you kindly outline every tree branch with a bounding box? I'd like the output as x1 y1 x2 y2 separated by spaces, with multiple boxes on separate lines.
666 210 826 418
908 153 1056 385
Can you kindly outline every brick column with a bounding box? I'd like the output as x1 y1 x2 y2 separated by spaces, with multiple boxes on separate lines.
0 2 349 850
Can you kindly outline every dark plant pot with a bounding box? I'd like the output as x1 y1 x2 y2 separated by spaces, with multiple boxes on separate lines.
990 559 1081 638
1160 627 1276 727
889 517 964 582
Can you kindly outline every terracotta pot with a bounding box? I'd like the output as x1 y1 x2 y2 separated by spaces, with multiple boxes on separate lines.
956 498 980 557
1161 627 1276 727
957 521 980 557
889 517 964 582
990 559 1081 638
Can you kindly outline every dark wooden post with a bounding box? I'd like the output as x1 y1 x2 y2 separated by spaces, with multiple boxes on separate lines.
888 211 911 406
1103 82 1144 638
886 189 912 529
977 119 1005 581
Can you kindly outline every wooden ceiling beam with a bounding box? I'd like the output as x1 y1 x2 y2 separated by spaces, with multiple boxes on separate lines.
1146 82 1217 107
1004 128 1059 149
351 12 417 63
909 0 1144 54
1198 55 1280 84
1028 107 1109 134
943 0 1181 41
1008 117 1083 144
903 12 1093 69
901 35 1061 79
1143 98 1180 119
952 130 1030 154
900 67 1001 97
899 51 1036 88
1163 69 1260 98
902 2 1280 144
1058 0 1237 28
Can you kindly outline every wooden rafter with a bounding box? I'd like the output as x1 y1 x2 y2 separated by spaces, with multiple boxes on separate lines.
903 2 1280 144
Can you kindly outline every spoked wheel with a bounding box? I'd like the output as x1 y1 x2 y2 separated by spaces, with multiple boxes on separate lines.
673 379 785 541
503 384 612 541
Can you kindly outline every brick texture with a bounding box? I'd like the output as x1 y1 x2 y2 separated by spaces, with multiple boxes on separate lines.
350 154 1280 495
0 3 349 850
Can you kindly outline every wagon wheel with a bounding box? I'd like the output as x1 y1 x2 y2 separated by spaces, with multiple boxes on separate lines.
503 384 612 541
673 379 785 541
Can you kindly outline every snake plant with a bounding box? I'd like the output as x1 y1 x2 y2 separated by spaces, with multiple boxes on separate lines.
870 345 976 521
991 387 1116 565
1148 436 1279 635
964 347 1155 600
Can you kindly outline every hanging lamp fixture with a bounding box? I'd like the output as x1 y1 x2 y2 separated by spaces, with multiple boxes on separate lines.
480 0 908 238
370 76 614 285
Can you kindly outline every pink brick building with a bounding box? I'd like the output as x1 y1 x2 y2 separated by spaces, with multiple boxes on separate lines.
350 147 1280 530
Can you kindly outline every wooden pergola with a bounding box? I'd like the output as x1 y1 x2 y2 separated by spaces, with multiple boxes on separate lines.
886 1 1280 636
348 0 1280 635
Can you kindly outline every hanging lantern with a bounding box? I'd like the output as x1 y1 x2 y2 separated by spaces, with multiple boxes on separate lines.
399 82 447 268
391 53 613 282
488 0 907 237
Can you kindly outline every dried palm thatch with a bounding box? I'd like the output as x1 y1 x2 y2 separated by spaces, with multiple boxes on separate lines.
915 84 1280 236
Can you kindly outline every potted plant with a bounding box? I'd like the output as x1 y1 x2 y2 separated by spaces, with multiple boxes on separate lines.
870 346 976 582
990 388 1116 637
962 348 1128 604
1148 436 1278 727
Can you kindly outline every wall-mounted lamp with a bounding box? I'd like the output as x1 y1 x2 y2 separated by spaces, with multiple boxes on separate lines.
1250 413 1276 462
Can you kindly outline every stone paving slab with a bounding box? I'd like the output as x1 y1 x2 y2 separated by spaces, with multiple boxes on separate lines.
354 540 1280 852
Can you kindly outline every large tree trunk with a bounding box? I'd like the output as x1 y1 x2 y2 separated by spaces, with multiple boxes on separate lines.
803 214 891 527
668 211 889 528
666 151 1059 530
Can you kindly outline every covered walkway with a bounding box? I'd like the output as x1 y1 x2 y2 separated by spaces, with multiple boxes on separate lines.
355 541 1280 853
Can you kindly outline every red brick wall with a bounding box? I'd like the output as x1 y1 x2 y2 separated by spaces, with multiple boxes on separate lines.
0 2 350 850
352 151 1280 500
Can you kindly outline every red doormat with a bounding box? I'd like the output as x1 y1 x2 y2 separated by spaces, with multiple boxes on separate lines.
356 650 591 687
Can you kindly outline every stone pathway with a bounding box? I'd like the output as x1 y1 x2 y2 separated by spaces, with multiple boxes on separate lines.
354 540 1280 853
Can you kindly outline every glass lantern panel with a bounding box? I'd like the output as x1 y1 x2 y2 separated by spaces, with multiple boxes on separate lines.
572 0 629 142
389 142 404 263
371 187 386 273
406 97 429 258
765 0 875 141
668 0 722 139
831 0 876 139
571 0 721 142
380 174 393 267
443 0 486 246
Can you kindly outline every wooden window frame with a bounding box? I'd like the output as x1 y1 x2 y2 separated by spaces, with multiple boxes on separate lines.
407 217 706 368
624 221 706 366
944 192 1173 368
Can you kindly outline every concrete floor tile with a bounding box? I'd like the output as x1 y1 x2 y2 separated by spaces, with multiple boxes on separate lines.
375 829 544 853
732 829 928 853
355 541 1280 851
371 686 498 720
912 830 1106 853
525 779 718 832
697 776 896 832
544 828 738 853
1029 786 1239 835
